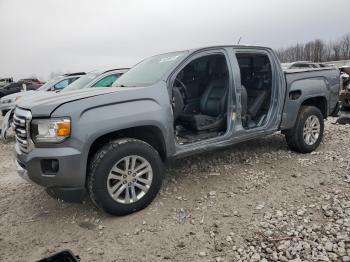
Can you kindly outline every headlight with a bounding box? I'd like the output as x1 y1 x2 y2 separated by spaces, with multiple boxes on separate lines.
31 118 71 143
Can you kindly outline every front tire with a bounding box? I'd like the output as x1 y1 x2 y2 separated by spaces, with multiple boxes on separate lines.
87 138 164 216
285 106 324 153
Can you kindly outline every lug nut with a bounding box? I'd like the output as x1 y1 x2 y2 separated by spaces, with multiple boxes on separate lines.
123 175 127 178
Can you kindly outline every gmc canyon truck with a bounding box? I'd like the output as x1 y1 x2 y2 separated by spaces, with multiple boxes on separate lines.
14 46 340 215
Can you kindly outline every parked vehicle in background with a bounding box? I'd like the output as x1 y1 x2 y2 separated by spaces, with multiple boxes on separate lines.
0 81 41 115
340 65 350 109
0 70 128 139
14 45 340 216
61 68 128 93
0 72 84 116
0 80 41 99
281 61 333 70
0 78 13 87
18 78 43 85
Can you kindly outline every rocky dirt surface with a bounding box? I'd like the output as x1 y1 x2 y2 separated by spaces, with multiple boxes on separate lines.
0 114 349 262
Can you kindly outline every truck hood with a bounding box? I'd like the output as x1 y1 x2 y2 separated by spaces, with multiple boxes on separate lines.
17 87 120 117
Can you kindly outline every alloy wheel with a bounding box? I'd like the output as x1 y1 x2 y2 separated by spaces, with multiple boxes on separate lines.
303 115 320 145
107 155 153 204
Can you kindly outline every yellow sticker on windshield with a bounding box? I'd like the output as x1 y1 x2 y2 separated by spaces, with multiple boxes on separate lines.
159 55 180 63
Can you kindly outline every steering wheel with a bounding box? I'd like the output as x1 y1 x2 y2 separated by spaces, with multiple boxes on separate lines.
174 78 188 100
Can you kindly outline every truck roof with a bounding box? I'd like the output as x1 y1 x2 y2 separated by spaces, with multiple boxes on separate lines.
188 45 273 53
155 45 273 56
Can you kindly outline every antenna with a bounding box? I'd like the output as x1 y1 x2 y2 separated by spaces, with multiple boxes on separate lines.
237 37 242 45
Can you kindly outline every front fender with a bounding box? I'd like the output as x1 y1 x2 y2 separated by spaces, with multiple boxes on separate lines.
80 99 172 153
51 84 174 185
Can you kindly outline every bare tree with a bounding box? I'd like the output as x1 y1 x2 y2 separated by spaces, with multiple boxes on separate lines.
275 32 350 62
332 40 342 61
340 33 350 59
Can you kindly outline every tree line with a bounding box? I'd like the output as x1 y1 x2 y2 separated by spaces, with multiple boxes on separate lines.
275 32 350 63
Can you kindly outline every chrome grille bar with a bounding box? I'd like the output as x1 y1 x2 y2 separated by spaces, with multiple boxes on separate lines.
13 107 32 154
13 114 25 126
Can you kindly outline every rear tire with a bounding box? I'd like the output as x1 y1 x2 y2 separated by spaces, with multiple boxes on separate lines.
87 138 164 216
285 106 324 153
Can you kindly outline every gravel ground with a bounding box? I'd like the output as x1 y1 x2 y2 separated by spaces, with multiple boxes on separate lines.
0 114 349 261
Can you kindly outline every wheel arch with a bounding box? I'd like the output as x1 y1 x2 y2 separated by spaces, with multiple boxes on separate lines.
280 94 328 131
87 125 168 164
301 96 328 118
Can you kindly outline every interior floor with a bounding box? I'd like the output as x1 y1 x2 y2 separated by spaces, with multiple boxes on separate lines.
175 126 225 145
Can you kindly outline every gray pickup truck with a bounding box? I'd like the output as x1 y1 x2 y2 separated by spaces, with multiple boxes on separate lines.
14 45 340 215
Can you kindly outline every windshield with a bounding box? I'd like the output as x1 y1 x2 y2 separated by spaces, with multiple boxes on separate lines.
37 77 61 91
113 51 187 87
62 72 100 92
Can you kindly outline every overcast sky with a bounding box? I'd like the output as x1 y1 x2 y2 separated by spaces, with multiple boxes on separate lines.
0 0 348 81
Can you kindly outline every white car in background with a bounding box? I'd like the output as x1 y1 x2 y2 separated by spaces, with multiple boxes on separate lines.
0 73 85 116
0 69 128 139
60 68 128 93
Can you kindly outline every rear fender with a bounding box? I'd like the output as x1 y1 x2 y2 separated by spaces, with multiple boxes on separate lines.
280 78 328 130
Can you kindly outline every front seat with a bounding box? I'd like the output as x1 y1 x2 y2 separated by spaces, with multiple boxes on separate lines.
180 59 229 131
172 86 185 120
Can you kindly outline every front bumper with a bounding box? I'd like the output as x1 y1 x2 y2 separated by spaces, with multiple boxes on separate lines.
16 143 87 202
16 158 32 183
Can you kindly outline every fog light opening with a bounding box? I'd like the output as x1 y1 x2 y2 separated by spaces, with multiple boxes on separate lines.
41 159 59 175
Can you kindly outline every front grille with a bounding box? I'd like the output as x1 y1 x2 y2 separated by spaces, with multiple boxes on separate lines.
13 107 32 153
